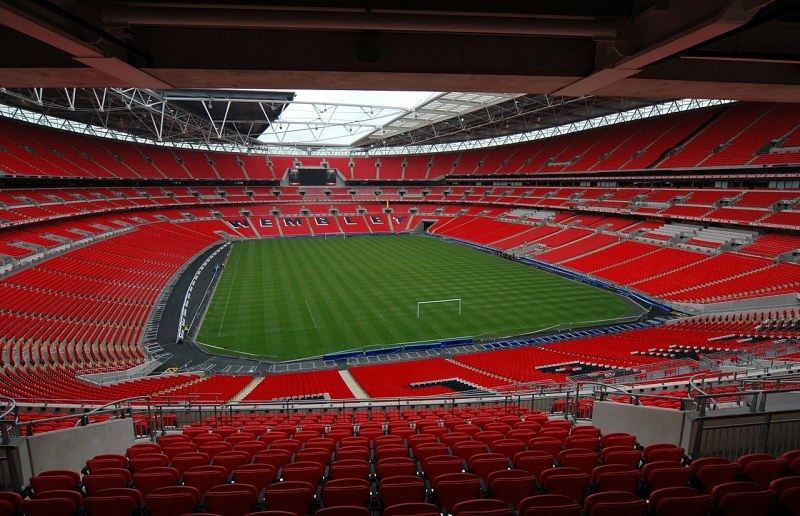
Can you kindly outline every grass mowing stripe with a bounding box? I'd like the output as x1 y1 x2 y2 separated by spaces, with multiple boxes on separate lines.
196 234 638 359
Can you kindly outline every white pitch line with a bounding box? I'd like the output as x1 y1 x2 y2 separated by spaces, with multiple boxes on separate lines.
217 250 241 336
376 310 386 321
305 298 318 329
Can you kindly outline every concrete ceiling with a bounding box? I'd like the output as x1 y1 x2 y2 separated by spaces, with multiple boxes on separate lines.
1 0 799 102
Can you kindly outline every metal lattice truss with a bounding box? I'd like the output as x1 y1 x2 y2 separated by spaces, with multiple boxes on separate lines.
368 92 525 142
0 87 528 149
257 91 526 147
0 87 291 146
0 87 730 157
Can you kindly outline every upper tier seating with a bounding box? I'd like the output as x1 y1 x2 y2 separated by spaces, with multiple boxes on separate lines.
1 102 799 182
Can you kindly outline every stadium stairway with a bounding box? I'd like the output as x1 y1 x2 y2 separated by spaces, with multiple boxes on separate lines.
338 369 369 399
229 376 265 402
445 357 516 383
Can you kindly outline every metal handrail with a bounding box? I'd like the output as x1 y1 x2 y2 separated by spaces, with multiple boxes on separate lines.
0 396 19 445
2 395 157 441
689 373 719 412
579 381 642 405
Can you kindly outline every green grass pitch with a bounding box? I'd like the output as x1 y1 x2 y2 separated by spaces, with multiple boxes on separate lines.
196 234 637 360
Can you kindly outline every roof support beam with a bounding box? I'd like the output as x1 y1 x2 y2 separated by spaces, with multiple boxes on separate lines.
0 1 172 88
553 0 774 96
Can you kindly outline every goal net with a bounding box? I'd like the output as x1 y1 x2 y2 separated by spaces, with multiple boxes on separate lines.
417 298 462 318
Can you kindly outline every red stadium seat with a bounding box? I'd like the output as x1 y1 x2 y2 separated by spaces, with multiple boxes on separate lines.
145 485 202 516
518 494 581 516
264 481 315 516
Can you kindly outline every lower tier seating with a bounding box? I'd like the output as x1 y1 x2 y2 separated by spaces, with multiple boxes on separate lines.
12 409 800 516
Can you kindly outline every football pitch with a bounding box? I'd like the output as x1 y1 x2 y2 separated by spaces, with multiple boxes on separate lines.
196 234 637 360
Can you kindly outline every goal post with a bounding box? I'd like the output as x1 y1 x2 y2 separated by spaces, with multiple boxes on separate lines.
417 298 462 318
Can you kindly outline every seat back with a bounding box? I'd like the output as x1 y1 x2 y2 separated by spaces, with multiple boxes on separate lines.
171 451 211 475
779 487 800 516
565 436 600 452
468 452 510 481
182 464 228 493
382 501 441 516
594 469 642 494
378 475 427 507
528 437 563 457
487 469 536 509
541 471 590 504
128 453 170 473
204 483 259 516
30 489 83 507
144 485 201 516
322 478 371 508
231 463 277 490
654 493 712 516
326 457 367 480
372 455 413 477
558 450 597 475
590 499 647 516
743 458 789 488
514 450 555 478
695 462 741 493
314 507 370 516
28 473 79 493
132 467 180 496
265 480 316 516
254 449 292 471
518 493 581 516
432 472 481 511
602 450 642 469
161 442 198 461
645 465 691 491
642 444 684 463
83 468 131 496
451 498 513 516
601 433 636 448
718 489 776 516
452 441 488 462
421 454 463 484
281 460 325 486
21 497 79 516
83 495 140 516
584 491 639 514
212 450 252 474
334 446 370 462
294 447 331 467
413 443 450 464
491 439 527 459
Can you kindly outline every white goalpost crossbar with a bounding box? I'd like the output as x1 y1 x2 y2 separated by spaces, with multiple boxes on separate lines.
417 298 462 318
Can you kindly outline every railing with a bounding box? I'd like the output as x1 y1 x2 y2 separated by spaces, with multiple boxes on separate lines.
584 381 700 415
567 356 699 388
689 379 800 459
0 396 160 442
0 396 18 445
139 388 584 429
78 360 172 386
689 373 719 413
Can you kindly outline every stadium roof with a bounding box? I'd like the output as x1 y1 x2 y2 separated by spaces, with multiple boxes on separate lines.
0 86 670 151
0 0 798 151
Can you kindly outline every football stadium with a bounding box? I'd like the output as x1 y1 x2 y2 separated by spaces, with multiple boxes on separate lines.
0 2 799 515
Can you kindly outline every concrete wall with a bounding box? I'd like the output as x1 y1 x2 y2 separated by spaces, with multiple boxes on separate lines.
15 419 136 486
592 400 688 448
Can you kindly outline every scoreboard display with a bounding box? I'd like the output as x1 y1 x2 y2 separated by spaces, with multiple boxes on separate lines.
289 167 336 186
